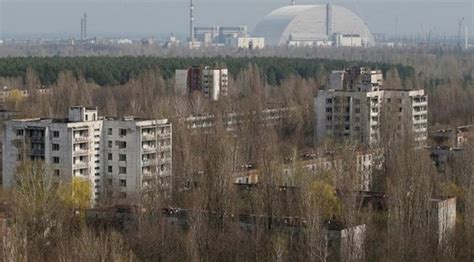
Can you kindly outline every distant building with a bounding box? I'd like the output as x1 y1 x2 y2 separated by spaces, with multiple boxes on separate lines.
233 148 381 191
428 125 474 173
2 106 172 203
253 4 374 47
431 125 474 149
226 37 265 49
315 68 428 146
0 87 51 108
333 33 363 47
163 36 179 48
194 26 247 44
175 66 228 101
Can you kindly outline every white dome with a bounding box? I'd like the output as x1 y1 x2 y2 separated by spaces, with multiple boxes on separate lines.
253 5 374 46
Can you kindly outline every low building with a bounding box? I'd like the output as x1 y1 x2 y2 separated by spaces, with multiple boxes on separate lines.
3 106 172 203
431 125 474 149
430 197 456 247
333 33 363 47
0 87 52 108
326 221 366 261
226 37 265 49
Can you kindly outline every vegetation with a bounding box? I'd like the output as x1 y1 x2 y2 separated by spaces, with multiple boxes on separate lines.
0 49 474 260
0 56 413 86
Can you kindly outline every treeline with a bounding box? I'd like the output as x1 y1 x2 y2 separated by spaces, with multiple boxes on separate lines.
0 56 414 86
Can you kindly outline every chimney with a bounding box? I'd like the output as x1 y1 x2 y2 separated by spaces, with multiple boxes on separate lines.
190 0 195 44
83 13 88 40
80 18 84 40
326 3 332 39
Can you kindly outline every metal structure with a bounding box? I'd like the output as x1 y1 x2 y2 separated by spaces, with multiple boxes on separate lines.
292 0 296 5
253 5 374 46
190 0 195 44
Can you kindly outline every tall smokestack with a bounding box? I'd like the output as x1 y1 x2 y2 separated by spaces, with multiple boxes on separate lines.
83 13 88 40
190 0 195 44
292 0 296 5
326 3 332 39
81 18 84 40
466 26 469 50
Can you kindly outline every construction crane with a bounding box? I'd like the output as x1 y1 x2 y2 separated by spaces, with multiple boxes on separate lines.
458 17 465 48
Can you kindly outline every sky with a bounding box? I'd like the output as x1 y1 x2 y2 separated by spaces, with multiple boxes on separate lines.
0 0 472 39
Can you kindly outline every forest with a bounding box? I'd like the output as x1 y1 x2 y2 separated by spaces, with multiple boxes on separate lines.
0 48 474 261
0 56 413 86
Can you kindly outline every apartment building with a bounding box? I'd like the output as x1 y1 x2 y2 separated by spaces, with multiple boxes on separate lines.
2 106 172 203
175 66 228 101
315 68 428 146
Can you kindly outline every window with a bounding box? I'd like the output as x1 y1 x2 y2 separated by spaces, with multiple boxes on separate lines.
119 167 127 174
326 98 333 104
108 128 112 135
327 116 332 121
119 192 127 199
160 164 165 172
85 115 88 121
118 141 127 149
95 173 100 177
120 179 127 187
119 129 127 136
16 129 24 136
52 143 60 151
54 170 60 176
160 152 165 159
53 131 60 138
326 107 332 113
108 166 112 173
355 108 361 114
53 157 60 164
354 99 361 105
119 154 126 161
108 153 112 160
108 141 112 148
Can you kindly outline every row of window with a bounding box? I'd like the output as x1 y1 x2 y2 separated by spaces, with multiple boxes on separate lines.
108 153 127 161
108 166 127 174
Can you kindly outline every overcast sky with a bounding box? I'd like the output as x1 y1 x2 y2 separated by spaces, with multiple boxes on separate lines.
0 0 472 39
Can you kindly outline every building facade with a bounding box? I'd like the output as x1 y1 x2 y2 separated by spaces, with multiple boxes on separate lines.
175 66 228 101
315 68 428 146
225 37 265 49
2 106 172 203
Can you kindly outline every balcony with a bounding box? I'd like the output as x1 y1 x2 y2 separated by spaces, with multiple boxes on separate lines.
158 132 171 139
73 162 89 170
74 136 89 143
73 149 89 156
160 145 172 151
29 136 45 143
142 159 158 166
142 133 156 141
142 146 157 153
